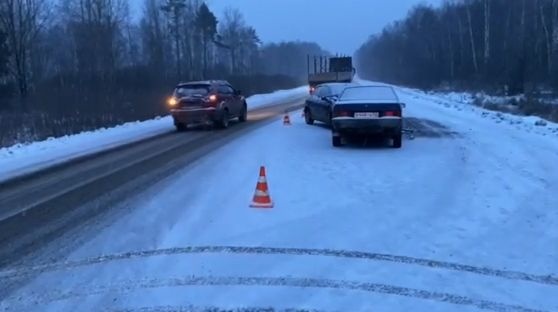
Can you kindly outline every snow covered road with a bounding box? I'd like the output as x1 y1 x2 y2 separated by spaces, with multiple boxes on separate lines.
1 86 557 311
0 86 308 184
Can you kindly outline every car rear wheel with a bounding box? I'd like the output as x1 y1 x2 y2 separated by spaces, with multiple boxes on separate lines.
305 109 314 125
216 110 230 129
175 123 187 132
392 133 402 148
238 103 247 122
332 133 342 147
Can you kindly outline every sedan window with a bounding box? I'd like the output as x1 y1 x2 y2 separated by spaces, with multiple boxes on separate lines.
329 84 348 96
315 86 330 97
340 86 398 101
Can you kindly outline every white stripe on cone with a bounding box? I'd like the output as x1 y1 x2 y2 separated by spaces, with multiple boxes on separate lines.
254 189 269 197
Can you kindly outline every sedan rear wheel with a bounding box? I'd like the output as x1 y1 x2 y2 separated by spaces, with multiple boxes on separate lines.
392 133 402 148
332 133 342 147
305 109 314 125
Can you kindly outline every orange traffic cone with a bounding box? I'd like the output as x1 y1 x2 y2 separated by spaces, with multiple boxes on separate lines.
250 166 274 208
283 114 291 126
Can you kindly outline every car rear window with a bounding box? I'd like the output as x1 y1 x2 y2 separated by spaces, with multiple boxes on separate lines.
340 86 398 101
175 85 210 97
329 84 349 95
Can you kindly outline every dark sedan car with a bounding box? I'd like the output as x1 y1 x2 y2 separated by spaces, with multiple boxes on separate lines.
304 83 353 126
331 85 405 148
167 80 247 131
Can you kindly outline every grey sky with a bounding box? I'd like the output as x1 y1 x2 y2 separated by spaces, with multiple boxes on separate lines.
134 0 442 55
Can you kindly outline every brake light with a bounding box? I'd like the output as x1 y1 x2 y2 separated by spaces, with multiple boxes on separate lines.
383 111 401 117
334 111 351 117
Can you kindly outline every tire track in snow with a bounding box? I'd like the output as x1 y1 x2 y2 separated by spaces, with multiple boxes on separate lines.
5 276 545 312
1 246 557 286
404 117 459 138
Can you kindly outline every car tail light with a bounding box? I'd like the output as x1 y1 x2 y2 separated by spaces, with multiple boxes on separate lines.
204 94 218 105
383 111 401 117
334 111 351 117
167 97 178 107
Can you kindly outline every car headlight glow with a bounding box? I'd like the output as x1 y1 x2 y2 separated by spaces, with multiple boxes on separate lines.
168 97 178 106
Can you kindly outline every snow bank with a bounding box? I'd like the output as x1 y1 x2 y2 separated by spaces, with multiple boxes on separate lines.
246 86 308 109
0 86 308 183
398 88 558 137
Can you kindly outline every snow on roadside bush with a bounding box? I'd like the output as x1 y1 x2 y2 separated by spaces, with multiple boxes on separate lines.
426 90 558 123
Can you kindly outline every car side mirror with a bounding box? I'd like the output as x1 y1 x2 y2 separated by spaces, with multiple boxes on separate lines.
322 95 337 103
400 102 406 108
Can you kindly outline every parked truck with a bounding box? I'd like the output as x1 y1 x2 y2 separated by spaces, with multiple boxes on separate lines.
307 55 356 94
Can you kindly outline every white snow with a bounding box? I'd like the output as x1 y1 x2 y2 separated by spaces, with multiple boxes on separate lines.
354 79 558 137
2 82 558 311
0 86 308 183
416 89 557 131
245 86 309 109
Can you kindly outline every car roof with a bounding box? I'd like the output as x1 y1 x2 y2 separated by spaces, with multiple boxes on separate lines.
337 85 400 103
176 80 230 87
316 82 354 88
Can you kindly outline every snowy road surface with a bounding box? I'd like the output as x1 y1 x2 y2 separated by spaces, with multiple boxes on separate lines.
1 85 557 311
0 86 308 183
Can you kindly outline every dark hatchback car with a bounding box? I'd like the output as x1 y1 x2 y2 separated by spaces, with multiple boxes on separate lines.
167 80 247 131
304 82 352 126
331 85 405 148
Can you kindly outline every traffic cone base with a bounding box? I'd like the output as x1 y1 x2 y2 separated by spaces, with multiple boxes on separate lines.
250 166 273 209
250 201 274 208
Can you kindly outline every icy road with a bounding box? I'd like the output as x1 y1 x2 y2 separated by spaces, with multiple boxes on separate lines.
1 86 557 312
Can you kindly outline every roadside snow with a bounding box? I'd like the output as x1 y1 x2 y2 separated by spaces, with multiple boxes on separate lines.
3 84 557 311
0 86 307 183
400 88 558 136
354 79 558 137
247 86 308 109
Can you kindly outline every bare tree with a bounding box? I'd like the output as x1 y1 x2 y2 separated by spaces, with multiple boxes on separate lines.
219 7 244 73
483 0 490 66
195 2 217 78
538 1 554 74
465 1 478 74
0 29 8 77
60 0 128 74
0 0 49 104
141 0 167 72
356 0 558 91
161 0 186 78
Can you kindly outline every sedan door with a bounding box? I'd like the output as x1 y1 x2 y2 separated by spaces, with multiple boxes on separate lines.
306 87 324 121
314 86 332 123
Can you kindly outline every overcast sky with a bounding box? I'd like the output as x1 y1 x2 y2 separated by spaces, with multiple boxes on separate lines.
134 0 442 55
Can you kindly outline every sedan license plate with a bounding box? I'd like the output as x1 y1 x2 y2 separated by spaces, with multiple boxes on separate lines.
354 112 379 119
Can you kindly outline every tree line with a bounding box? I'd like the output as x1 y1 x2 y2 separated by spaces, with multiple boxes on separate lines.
356 0 558 94
0 0 327 147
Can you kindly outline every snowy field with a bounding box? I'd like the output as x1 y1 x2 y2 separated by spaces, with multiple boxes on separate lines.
0 86 308 183
411 89 558 131
1 84 557 311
